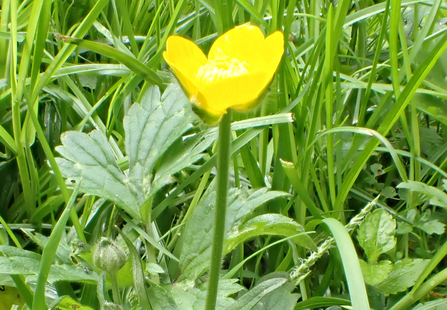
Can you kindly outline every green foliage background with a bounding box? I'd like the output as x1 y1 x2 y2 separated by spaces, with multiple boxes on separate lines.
1 0 447 309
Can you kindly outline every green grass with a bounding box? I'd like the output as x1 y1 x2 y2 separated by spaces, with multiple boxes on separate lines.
1 0 447 309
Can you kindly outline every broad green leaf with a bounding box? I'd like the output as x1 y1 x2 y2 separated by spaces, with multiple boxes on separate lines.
396 222 413 234
177 185 290 281
0 275 17 287
0 286 25 310
21 229 73 265
170 279 242 310
0 256 40 275
47 264 100 284
229 277 298 310
49 296 94 310
381 186 397 199
376 258 430 294
225 214 316 253
55 130 140 219
0 256 99 284
397 181 447 209
357 209 396 263
124 83 193 205
250 280 298 310
146 263 165 275
147 283 178 310
359 259 393 286
0 245 42 260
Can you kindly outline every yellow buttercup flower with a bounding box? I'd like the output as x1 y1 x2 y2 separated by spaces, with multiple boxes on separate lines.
163 24 284 123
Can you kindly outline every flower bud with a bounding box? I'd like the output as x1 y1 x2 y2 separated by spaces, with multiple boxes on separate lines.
93 237 126 274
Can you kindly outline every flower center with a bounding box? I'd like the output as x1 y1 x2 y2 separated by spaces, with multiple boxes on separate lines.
196 56 250 84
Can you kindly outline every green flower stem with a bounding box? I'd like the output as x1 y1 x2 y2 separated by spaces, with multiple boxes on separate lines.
110 272 121 305
205 111 232 310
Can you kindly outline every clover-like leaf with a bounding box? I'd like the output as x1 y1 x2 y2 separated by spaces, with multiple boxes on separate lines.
417 219 445 235
357 209 396 264
359 259 393 286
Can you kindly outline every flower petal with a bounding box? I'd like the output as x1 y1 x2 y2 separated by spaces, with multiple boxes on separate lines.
196 71 271 113
163 36 207 96
261 31 284 75
208 25 266 69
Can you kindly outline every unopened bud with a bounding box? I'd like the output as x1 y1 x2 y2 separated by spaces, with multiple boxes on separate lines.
93 237 126 274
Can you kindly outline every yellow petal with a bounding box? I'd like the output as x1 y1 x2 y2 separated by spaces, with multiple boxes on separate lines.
196 71 271 113
163 36 207 96
261 31 284 75
208 25 266 69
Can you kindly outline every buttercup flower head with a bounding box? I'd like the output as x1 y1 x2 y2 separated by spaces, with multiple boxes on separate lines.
163 24 284 124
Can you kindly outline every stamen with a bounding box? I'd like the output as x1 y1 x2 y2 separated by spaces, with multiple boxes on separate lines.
196 56 250 84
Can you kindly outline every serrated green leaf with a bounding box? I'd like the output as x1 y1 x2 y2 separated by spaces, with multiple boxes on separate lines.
229 277 298 310
55 130 140 219
251 280 298 310
376 258 430 294
170 279 242 310
397 181 447 209
359 259 393 286
357 209 396 263
178 185 290 281
54 84 197 219
147 283 178 310
151 133 207 196
124 83 193 205
225 214 316 253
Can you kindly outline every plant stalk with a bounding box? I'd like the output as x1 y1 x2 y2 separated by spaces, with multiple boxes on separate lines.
205 111 232 310
110 272 121 305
